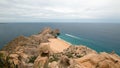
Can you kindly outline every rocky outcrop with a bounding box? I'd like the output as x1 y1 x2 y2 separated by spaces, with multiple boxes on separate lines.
75 52 120 68
1 36 28 53
34 44 52 68
31 27 60 43
63 45 97 58
0 27 120 68
47 45 120 68
39 27 60 38
48 50 120 68
34 56 49 68
0 27 60 68
48 46 97 68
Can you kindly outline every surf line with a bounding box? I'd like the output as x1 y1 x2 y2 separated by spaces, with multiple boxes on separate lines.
65 34 81 39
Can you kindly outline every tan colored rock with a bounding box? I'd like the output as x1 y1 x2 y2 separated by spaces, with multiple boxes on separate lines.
49 61 58 68
34 56 49 68
58 56 70 68
9 54 20 65
63 45 97 58
0 51 8 60
39 43 53 57
75 52 120 68
39 27 52 35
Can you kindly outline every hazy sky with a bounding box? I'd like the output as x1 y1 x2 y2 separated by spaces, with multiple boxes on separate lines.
0 0 120 22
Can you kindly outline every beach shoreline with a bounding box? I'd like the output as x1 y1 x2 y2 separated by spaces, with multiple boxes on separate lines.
48 38 70 52
57 37 72 45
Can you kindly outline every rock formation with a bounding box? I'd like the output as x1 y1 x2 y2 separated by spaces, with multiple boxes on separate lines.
0 27 120 68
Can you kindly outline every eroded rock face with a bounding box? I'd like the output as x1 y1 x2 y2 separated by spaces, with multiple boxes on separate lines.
0 27 59 68
34 56 49 68
59 55 70 68
1 36 28 53
1 44 120 68
34 44 52 68
75 52 120 68
39 27 53 35
0 51 9 68
48 46 120 68
39 27 60 38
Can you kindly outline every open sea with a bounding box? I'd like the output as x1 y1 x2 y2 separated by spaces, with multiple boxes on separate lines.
0 23 120 55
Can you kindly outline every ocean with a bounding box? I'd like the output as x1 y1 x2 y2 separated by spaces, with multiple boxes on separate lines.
0 23 120 55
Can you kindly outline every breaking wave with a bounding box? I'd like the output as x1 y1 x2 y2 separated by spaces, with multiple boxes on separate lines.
65 34 94 43
65 34 81 40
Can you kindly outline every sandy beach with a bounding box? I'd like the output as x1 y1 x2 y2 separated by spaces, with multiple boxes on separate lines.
48 38 70 52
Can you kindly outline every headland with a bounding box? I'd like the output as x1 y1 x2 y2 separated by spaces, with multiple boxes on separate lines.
0 27 120 68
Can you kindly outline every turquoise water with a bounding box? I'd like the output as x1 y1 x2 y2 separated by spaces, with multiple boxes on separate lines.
0 23 120 55
59 33 112 53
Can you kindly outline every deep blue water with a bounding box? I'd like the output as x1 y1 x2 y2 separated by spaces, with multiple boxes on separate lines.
0 23 120 55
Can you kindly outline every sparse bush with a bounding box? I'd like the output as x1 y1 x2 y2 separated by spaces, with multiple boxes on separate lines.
0 53 3 57
49 54 59 62
66 53 73 58
29 56 37 63
76 54 82 58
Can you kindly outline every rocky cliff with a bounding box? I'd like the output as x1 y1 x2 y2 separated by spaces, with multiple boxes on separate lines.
0 27 120 68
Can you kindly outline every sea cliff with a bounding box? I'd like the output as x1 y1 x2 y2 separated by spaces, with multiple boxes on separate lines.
0 27 120 68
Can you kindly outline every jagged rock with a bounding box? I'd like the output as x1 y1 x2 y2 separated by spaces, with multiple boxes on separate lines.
75 52 120 68
9 54 20 65
49 45 120 68
49 61 58 68
52 29 60 38
1 36 28 53
34 56 49 68
0 51 9 67
53 29 60 35
0 51 8 60
39 27 60 39
63 45 97 58
38 43 53 57
49 56 83 68
39 27 52 35
58 55 70 68
69 59 84 68
33 43 54 68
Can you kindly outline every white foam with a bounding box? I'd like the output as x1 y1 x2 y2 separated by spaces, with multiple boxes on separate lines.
65 34 94 43
65 34 80 39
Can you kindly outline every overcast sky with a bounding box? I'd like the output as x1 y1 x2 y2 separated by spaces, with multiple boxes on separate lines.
0 0 120 23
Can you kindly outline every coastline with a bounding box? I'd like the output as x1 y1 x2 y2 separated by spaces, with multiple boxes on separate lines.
48 38 70 52
57 37 72 45
1 27 120 68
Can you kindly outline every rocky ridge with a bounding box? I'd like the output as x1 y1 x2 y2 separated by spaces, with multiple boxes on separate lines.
0 27 120 68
